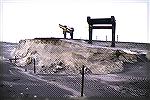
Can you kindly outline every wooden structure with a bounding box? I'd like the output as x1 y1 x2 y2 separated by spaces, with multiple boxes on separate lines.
59 24 74 39
87 16 116 47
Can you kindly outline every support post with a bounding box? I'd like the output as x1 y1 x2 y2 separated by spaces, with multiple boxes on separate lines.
33 58 36 74
88 25 93 44
64 25 67 39
111 16 116 47
63 31 66 39
106 35 107 42
70 28 74 39
81 65 85 97
87 16 92 44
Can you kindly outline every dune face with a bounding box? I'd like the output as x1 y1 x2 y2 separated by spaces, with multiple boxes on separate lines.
11 38 139 74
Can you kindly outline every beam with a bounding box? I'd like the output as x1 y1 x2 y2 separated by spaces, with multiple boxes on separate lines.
92 26 112 29
88 19 112 24
87 16 112 24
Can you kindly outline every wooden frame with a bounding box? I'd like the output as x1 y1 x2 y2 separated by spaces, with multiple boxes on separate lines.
87 16 116 47
59 24 74 39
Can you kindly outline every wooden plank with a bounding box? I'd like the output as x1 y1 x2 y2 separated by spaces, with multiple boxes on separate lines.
87 18 112 24
92 26 112 29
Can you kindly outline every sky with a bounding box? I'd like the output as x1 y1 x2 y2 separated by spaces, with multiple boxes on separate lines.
0 0 150 43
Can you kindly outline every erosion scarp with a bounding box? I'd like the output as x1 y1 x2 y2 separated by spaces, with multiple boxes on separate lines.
11 38 147 75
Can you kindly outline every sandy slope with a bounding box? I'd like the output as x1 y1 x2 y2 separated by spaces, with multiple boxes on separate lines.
11 38 149 75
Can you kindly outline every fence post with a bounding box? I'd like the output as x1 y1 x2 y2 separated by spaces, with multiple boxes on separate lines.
106 35 107 42
15 56 17 63
117 35 118 42
33 58 36 74
81 65 85 97
25 68 27 72
96 36 98 40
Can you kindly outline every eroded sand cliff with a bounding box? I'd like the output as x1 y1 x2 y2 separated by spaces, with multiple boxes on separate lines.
11 38 144 74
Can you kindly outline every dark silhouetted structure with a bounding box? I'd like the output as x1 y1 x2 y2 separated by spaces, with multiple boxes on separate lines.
87 16 116 47
59 24 74 39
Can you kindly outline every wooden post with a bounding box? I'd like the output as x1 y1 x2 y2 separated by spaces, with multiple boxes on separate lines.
70 28 74 39
111 16 116 47
96 36 98 40
117 35 118 42
15 56 17 63
81 65 85 97
64 25 67 39
87 16 92 44
63 31 66 39
88 25 93 44
33 58 36 74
